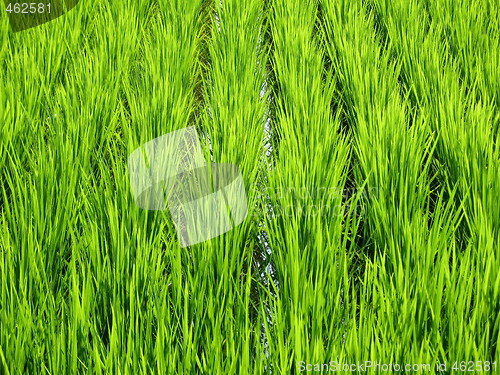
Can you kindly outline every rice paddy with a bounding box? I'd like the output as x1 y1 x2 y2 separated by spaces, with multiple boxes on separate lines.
0 0 499 373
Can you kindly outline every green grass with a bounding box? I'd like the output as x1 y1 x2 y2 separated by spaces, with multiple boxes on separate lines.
0 0 499 373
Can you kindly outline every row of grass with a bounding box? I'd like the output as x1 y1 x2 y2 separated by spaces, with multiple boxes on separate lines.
192 0 268 372
320 0 459 365
370 0 500 360
262 0 355 370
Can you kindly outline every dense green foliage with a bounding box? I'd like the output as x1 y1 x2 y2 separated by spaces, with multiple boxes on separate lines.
0 0 499 373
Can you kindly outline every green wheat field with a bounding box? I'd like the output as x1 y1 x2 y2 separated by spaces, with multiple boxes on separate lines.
1 0 499 373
